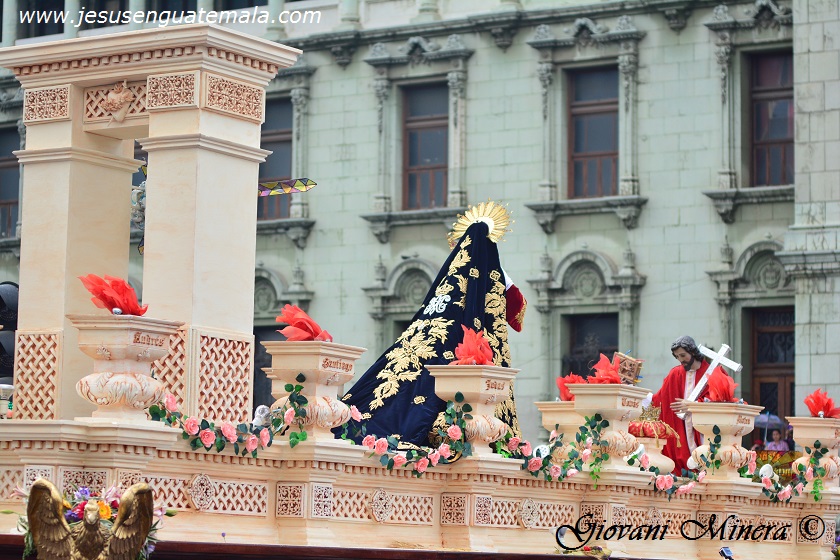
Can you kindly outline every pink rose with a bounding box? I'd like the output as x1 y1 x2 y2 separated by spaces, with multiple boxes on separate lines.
415 457 430 473
549 430 558 442
697 470 706 483
748 450 757 463
777 485 792 501
438 444 452 459
199 428 216 448
581 449 592 462
428 451 440 466
183 417 199 436
284 407 296 426
259 428 270 447
549 465 562 480
640 454 650 469
164 393 178 413
675 481 695 495
585 437 593 449
245 434 259 453
362 435 376 450
566 468 578 478
220 422 237 443
762 476 774 489
392 455 407 468
374 438 388 456
655 475 673 491
795 482 805 494
747 461 757 475
805 467 815 482
507 437 521 452
350 405 362 422
527 457 543 472
447 424 463 441
521 441 532 457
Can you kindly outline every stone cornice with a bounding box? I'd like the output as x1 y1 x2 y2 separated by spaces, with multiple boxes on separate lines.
525 195 648 233
13 146 143 172
139 134 271 163
0 24 300 88
702 185 794 224
360 207 465 244
256 218 316 250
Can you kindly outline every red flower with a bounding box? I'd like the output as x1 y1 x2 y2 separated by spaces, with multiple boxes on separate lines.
588 353 622 384
556 373 586 401
450 325 493 366
804 388 840 418
78 274 147 316
275 304 332 342
707 368 737 403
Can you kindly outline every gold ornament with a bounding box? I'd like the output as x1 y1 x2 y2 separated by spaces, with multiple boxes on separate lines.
448 201 511 248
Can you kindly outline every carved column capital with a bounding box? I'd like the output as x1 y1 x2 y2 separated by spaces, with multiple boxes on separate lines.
537 62 554 121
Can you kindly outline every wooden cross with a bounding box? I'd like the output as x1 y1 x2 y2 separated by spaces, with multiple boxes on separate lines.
675 343 743 420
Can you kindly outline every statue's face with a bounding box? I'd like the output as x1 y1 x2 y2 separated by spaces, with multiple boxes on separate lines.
672 348 695 370
84 501 100 525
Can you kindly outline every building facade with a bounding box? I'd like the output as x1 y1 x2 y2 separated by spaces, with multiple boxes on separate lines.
0 0 836 440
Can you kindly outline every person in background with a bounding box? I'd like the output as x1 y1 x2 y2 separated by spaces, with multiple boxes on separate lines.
765 428 790 452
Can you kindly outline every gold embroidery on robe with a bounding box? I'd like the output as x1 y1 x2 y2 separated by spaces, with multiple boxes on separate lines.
413 396 426 405
469 267 479 278
369 317 455 410
443 350 455 360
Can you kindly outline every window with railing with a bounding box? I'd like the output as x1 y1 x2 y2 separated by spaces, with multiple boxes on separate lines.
0 129 20 239
258 99 293 220
568 67 619 199
751 52 794 187
402 84 448 210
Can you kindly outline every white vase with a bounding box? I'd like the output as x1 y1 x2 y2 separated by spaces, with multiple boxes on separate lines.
427 364 519 457
787 416 840 489
535 400 583 462
70 314 182 424
262 341 366 441
685 401 764 481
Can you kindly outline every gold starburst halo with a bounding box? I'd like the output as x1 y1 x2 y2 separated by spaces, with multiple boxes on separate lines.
447 200 512 248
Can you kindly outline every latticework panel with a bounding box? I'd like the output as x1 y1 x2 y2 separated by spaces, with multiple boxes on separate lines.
311 484 333 518
580 503 607 524
474 495 492 526
440 494 467 525
333 489 368 520
197 334 252 422
129 474 191 510
0 468 23 501
390 494 434 525
14 333 60 420
277 484 304 517
24 466 55 489
661 510 693 539
535 502 575 528
491 498 519 527
152 329 187 405
210 480 267 515
59 468 108 495
84 82 147 121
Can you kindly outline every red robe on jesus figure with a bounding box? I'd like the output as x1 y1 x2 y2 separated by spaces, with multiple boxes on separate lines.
652 336 729 475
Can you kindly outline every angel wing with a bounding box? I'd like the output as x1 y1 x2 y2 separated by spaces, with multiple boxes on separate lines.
105 483 154 560
26 479 73 560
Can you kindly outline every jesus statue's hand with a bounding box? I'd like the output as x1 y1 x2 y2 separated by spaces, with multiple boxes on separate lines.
670 399 690 415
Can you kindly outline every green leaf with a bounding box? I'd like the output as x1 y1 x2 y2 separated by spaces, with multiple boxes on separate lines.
215 438 225 453
237 423 248 433
386 436 399 448
298 408 308 418
296 373 306 383
814 440 821 449
713 425 720 435
181 432 189 440
294 385 304 393
234 443 240 455
298 396 309 406
189 438 200 450
298 430 308 442
284 383 295 392
464 414 473 420
455 391 464 403
379 455 390 466
462 404 472 413
200 419 210 431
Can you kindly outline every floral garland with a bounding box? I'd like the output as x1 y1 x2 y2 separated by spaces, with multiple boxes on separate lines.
754 441 827 503
150 377 473 477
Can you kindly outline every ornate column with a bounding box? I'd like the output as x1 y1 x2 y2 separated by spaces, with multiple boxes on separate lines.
337 0 361 31
412 0 441 23
537 60 556 202
715 34 735 190
63 0 81 38
1 0 18 47
285 58 316 220
373 69 392 213
446 65 467 207
265 0 287 40
618 42 639 196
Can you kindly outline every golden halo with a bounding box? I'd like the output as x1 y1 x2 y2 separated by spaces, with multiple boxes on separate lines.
447 201 511 248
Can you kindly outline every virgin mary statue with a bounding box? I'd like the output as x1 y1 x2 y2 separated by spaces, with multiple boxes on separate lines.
338 202 526 447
